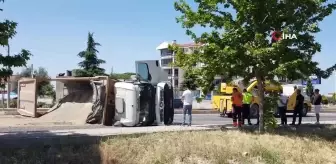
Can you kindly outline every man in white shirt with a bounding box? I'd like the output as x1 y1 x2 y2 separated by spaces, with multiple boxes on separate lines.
181 87 193 126
277 91 288 125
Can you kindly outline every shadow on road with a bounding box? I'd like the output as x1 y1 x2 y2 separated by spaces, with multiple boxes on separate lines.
197 124 336 142
0 130 103 164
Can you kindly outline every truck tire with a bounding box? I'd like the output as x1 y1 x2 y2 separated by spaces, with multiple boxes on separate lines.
250 104 259 118
164 83 174 125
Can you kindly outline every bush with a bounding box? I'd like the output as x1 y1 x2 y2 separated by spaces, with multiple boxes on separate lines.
322 96 329 105
0 99 17 108
263 92 278 130
37 102 46 108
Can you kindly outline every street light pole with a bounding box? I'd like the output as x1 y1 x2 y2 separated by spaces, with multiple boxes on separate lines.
6 44 10 108
171 40 176 98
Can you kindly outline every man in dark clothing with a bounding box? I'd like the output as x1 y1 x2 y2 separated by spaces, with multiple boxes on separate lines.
291 89 304 125
313 89 322 124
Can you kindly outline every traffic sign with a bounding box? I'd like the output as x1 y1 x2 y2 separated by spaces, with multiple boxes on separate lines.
302 76 321 85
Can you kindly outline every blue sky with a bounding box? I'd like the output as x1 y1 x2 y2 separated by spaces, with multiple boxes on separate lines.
1 0 335 94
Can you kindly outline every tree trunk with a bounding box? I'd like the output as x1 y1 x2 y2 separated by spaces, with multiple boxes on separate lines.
256 75 265 133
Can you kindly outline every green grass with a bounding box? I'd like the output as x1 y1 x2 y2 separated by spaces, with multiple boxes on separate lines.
1 125 336 164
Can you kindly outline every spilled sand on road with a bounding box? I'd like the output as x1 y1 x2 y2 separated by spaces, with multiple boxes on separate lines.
1 90 95 127
36 90 94 125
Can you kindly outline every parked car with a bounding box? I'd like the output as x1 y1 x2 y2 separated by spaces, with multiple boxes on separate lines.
173 98 183 108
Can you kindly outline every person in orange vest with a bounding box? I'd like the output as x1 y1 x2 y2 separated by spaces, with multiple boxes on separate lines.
231 88 243 127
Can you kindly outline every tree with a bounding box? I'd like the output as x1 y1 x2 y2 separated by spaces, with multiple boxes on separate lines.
306 79 314 97
172 0 336 132
20 66 55 97
0 0 32 88
322 95 329 105
110 72 136 80
74 32 106 77
180 71 198 91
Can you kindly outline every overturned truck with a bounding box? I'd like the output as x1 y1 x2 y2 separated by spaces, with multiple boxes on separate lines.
16 60 174 126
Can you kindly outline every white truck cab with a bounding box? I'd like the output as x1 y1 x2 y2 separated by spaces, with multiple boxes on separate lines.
114 60 174 126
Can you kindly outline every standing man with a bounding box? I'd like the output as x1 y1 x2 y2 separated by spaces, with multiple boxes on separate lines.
242 89 253 125
291 89 304 125
278 90 288 125
313 89 322 124
181 86 193 126
231 88 243 127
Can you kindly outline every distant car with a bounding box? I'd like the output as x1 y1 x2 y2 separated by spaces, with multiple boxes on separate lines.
173 99 183 108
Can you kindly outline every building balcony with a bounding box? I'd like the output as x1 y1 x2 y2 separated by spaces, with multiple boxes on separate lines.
161 65 177 69
168 75 178 79
160 55 173 59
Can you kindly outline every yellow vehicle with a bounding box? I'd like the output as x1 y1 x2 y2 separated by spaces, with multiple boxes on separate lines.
212 80 312 117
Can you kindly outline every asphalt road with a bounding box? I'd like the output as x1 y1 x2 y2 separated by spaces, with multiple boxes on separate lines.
173 112 336 125
0 112 336 133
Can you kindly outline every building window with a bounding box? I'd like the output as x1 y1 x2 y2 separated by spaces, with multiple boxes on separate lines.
174 69 179 76
161 58 173 66
174 80 179 87
183 48 188 53
190 47 195 52
160 49 173 57
164 69 172 75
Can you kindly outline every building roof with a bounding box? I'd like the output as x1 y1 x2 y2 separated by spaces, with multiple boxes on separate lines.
156 41 200 50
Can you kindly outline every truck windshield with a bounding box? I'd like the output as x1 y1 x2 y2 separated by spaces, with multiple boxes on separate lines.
136 63 149 81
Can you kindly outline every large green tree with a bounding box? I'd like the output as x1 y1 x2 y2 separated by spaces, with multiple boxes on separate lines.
180 71 198 91
19 66 55 97
0 0 32 87
74 32 106 77
173 0 336 132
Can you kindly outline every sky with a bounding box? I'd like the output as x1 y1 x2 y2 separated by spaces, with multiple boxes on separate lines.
0 0 335 94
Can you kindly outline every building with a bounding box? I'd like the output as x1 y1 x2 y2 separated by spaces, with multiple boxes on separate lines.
156 40 217 98
156 41 191 88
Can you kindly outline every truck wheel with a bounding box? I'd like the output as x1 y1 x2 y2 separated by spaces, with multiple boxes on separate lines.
250 104 259 118
302 104 308 117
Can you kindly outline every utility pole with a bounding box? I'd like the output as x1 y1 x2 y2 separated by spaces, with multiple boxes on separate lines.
6 44 10 108
171 40 176 98
31 64 34 78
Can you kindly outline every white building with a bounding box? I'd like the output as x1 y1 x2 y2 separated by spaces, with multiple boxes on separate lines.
156 41 220 98
156 40 308 98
